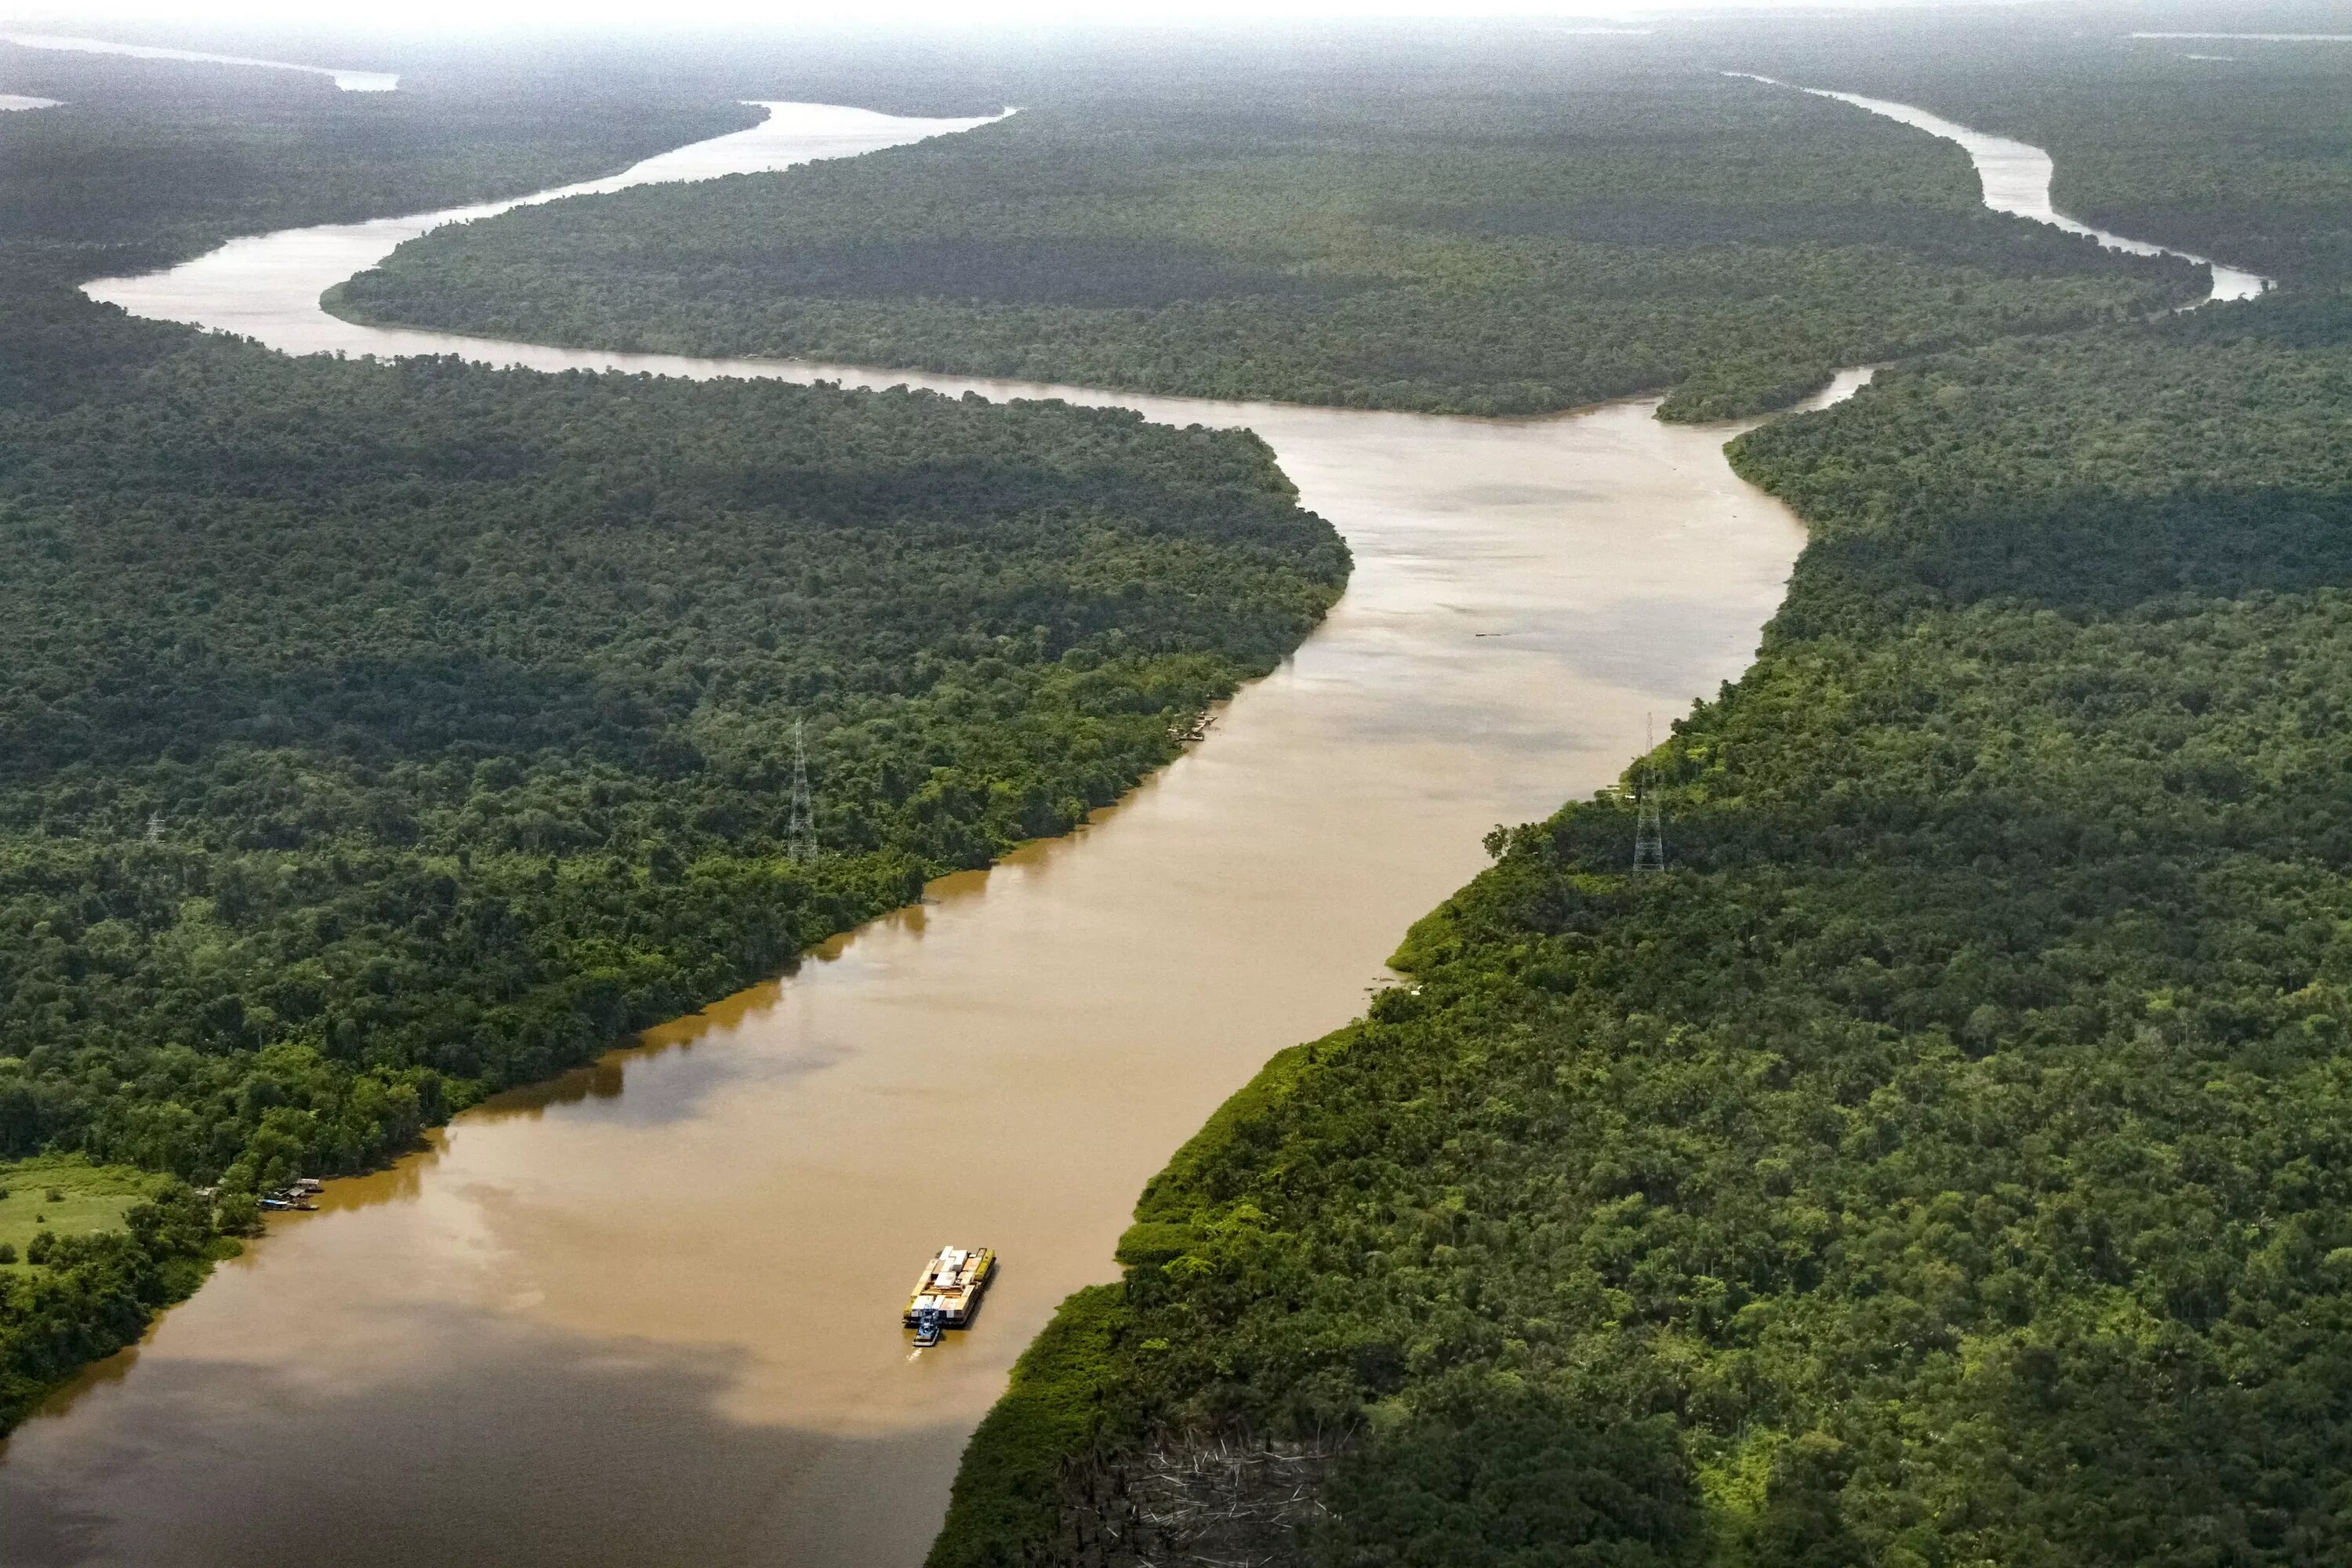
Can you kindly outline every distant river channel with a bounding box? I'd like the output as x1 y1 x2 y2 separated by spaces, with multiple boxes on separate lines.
0 85 2257 1568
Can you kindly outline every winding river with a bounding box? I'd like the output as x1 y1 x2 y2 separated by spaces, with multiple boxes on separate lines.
1727 74 2269 303
0 75 2261 1568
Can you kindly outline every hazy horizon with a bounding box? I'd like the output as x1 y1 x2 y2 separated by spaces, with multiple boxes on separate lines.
0 0 2054 34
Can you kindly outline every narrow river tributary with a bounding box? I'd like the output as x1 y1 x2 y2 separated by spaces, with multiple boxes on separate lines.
0 79 2263 1568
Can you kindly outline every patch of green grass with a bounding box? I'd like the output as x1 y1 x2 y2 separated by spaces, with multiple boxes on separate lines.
0 1154 163 1270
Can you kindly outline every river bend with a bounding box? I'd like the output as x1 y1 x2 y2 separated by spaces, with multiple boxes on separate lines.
0 82 2260 1568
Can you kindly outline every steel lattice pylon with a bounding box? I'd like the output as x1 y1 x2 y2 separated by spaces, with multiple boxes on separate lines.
1632 714 1665 873
786 718 817 862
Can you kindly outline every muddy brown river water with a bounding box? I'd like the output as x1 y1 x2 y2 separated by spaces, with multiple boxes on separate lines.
0 80 2259 1568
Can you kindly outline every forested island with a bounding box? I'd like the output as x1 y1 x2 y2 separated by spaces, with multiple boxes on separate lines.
328 53 2200 420
0 45 1342 1429
919 28 2352 1567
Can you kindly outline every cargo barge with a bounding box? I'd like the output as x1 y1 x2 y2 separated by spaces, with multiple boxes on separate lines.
905 1246 995 1345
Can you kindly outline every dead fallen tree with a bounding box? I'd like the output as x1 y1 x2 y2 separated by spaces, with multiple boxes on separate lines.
1037 1429 1351 1568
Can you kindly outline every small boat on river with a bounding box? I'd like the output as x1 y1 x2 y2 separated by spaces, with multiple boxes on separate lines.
905 1246 995 1340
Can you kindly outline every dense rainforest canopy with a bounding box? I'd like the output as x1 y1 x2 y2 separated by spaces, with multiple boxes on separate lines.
329 56 2201 419
927 33 2352 1568
0 45 1342 1428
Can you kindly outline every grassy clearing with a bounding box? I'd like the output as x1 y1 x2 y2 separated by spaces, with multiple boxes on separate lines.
0 1154 164 1270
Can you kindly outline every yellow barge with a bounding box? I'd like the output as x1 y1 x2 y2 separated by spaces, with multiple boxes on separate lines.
905 1246 996 1342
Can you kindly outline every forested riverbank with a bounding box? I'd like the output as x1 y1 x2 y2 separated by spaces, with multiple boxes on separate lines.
926 37 2352 1568
328 59 2199 419
0 46 1344 1432
0 331 1342 1185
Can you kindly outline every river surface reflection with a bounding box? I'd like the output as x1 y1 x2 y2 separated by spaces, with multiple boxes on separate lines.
7 100 1850 1568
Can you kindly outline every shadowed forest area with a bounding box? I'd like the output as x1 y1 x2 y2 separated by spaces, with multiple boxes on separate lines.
0 45 1343 1429
328 42 2200 419
924 21 2352 1568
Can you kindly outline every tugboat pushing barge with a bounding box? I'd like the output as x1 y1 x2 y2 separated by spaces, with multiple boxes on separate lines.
906 1246 996 1347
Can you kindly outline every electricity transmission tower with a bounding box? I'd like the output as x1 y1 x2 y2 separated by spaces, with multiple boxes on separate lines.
1632 714 1665 873
786 718 817 862
144 811 165 844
